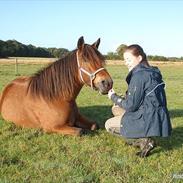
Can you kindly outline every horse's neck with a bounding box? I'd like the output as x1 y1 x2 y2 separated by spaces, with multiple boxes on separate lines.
71 83 83 100
57 83 83 101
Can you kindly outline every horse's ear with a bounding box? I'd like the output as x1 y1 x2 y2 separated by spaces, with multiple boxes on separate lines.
77 36 85 50
92 38 100 49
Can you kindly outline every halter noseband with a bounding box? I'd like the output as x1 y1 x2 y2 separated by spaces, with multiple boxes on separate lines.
76 51 105 90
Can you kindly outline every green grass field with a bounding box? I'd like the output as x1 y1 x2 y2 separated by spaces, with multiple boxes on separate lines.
0 63 183 183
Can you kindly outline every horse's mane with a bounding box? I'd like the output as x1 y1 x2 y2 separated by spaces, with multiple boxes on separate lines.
28 45 105 100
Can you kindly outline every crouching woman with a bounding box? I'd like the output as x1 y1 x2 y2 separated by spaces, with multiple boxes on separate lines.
105 44 172 157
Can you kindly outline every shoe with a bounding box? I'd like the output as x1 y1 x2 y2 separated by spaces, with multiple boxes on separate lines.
136 138 156 158
125 139 142 148
126 138 150 149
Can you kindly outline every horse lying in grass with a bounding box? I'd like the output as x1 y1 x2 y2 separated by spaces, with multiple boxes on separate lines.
0 36 113 136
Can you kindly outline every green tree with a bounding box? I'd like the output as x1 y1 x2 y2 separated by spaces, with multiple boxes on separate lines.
48 48 69 58
105 52 120 60
148 55 169 61
116 44 128 59
0 40 8 58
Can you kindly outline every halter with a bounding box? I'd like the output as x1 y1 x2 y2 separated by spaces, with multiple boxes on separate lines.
76 51 105 90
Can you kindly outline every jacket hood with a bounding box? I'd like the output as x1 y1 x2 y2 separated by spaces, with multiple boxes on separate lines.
126 63 162 83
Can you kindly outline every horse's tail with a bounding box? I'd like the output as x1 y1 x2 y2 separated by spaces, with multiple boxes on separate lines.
0 83 13 113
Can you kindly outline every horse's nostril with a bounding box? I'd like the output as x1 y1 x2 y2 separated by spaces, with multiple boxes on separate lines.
101 80 105 84
100 79 113 90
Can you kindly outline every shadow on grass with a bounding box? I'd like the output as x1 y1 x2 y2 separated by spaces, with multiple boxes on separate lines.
152 126 183 156
79 105 113 130
149 108 183 155
153 109 183 153
169 109 183 118
153 109 183 154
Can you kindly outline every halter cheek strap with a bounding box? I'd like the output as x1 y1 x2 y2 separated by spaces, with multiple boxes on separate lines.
76 51 105 90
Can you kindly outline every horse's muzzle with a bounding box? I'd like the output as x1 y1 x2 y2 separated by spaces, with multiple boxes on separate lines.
96 78 113 94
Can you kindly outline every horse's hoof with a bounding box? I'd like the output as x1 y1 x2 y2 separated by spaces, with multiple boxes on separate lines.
91 123 98 131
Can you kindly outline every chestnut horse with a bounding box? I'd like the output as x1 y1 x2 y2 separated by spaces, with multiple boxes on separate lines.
0 37 113 136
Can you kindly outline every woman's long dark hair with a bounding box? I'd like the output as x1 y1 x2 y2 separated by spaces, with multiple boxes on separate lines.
125 44 150 66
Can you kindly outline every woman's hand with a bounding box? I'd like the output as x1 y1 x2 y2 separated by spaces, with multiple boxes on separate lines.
108 89 115 99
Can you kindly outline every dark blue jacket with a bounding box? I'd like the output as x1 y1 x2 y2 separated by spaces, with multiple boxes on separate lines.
111 63 172 139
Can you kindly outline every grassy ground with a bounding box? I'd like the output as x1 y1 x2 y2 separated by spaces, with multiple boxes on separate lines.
0 63 183 183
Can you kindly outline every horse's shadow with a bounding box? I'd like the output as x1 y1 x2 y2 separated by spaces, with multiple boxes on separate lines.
79 105 112 130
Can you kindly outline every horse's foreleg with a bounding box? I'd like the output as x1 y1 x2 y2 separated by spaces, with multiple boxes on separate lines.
76 113 98 130
44 125 83 136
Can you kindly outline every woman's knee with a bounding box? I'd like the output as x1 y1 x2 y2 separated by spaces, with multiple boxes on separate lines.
105 116 121 132
105 119 111 131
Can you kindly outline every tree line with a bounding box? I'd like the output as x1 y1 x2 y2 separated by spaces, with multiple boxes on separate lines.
0 39 182 61
105 44 183 61
0 40 69 58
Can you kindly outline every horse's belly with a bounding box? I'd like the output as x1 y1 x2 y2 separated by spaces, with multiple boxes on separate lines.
31 100 77 129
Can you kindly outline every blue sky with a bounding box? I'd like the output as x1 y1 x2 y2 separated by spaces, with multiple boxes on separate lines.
0 0 183 57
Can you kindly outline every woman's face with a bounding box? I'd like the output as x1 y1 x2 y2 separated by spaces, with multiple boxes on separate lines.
123 51 142 71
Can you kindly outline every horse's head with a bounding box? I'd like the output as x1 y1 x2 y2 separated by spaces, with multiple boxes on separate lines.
76 36 113 94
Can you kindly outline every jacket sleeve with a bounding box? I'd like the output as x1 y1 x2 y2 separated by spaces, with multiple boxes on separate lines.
111 74 145 112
